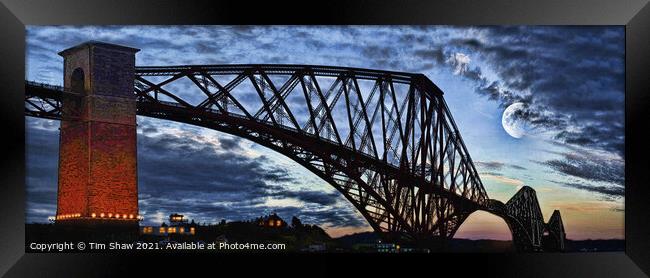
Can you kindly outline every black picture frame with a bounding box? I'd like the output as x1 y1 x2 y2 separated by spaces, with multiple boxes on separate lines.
1 0 648 277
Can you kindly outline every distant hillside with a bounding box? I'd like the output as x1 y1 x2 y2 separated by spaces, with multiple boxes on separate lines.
335 231 380 247
565 239 624 252
335 232 514 252
446 238 515 252
334 232 624 252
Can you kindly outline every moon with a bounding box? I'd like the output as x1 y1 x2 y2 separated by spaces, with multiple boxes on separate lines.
502 102 528 139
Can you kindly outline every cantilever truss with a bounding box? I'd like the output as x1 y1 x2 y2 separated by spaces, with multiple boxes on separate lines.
25 64 563 250
27 65 488 240
487 186 565 251
503 186 545 251
133 65 489 240
545 210 566 251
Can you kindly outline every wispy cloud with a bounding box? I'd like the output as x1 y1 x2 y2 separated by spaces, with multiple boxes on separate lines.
552 181 624 199
481 174 525 187
541 145 624 186
548 200 622 213
475 160 528 172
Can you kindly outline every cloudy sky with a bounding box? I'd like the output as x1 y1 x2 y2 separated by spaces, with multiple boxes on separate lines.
25 26 624 240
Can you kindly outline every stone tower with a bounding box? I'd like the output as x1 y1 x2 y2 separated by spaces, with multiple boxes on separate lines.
56 41 140 225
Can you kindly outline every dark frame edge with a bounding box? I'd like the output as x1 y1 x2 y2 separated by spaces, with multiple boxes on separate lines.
0 2 25 277
625 1 650 276
1 0 649 25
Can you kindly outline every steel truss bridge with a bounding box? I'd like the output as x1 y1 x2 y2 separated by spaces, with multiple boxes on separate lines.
25 64 565 251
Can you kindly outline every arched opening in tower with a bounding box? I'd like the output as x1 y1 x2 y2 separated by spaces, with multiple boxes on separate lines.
71 68 85 94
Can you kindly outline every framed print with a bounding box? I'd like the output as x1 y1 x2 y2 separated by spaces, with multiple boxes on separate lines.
0 0 649 277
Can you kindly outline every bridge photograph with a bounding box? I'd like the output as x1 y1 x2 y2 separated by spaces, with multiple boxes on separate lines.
24 26 625 253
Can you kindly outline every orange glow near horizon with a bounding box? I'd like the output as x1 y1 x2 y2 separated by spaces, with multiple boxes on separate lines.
454 211 513 240
321 195 624 240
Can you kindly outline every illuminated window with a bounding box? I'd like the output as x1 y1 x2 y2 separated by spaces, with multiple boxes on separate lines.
180 227 185 233
276 220 282 226
190 227 195 235
159 227 165 233
268 221 274 227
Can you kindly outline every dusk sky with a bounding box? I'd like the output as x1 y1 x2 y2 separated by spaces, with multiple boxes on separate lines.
25 26 625 240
